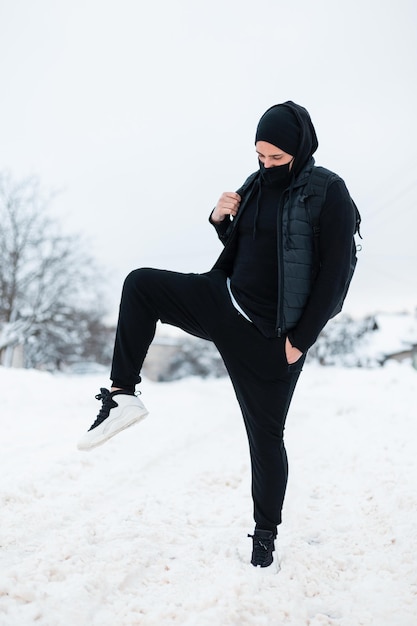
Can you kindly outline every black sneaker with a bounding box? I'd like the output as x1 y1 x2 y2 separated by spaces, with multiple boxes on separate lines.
77 388 148 451
248 529 276 568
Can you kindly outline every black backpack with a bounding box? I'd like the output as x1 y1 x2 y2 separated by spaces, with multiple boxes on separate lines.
304 166 362 318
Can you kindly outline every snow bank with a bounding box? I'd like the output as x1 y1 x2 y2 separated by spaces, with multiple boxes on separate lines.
1 363 416 625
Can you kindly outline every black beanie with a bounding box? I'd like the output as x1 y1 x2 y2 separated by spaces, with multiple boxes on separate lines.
255 105 300 156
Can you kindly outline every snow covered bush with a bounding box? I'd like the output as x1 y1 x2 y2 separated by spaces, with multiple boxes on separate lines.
160 337 227 381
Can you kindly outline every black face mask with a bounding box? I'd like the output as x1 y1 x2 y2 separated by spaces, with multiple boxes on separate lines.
259 160 293 186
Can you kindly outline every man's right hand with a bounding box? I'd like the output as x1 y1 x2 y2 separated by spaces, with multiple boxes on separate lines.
211 192 241 223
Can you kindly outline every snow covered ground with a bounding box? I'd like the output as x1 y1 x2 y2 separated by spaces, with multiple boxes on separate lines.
1 363 416 625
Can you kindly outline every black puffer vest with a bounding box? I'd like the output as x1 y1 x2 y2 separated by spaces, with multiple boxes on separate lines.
211 158 342 335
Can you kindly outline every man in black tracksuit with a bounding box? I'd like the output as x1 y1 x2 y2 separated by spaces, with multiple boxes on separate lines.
78 101 357 569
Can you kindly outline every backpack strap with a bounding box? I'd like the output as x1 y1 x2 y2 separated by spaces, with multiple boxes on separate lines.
304 166 362 240
303 167 340 268
303 166 340 233
351 199 362 239
303 166 362 318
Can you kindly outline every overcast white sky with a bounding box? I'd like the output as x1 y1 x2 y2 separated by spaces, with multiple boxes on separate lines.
1 0 416 320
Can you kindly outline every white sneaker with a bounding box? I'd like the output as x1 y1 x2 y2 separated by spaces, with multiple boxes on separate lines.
77 388 148 451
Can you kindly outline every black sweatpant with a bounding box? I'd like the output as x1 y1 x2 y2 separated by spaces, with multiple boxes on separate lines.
110 268 305 533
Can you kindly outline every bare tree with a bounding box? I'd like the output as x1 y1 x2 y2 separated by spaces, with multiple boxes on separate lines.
0 172 107 369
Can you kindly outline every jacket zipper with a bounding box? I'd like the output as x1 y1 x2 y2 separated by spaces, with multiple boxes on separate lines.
275 192 287 336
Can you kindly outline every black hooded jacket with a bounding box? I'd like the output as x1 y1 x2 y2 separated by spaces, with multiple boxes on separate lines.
209 102 356 353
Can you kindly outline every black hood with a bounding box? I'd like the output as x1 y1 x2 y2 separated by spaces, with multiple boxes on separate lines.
259 101 319 178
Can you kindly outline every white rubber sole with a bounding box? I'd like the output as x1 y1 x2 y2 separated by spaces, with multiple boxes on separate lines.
77 403 149 451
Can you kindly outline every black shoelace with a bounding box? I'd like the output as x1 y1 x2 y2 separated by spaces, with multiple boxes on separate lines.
88 388 118 431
